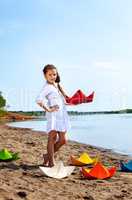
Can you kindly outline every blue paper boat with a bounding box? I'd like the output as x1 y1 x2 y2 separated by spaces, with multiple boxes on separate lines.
120 160 132 172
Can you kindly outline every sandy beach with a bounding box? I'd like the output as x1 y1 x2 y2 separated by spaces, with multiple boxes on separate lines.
0 124 132 200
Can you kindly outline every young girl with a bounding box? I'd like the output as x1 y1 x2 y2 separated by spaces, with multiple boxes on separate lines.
36 64 71 167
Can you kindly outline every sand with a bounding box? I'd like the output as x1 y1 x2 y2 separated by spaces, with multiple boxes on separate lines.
0 124 132 200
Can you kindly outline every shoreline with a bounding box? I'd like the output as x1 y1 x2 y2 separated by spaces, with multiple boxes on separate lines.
0 123 132 199
6 123 131 159
6 120 132 159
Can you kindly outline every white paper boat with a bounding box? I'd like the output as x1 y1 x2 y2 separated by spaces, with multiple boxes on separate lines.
39 161 75 179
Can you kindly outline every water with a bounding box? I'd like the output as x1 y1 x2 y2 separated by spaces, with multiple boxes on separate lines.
7 114 132 156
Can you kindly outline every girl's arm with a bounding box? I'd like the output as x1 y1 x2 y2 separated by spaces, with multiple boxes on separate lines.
37 102 49 112
36 85 59 112
37 102 58 112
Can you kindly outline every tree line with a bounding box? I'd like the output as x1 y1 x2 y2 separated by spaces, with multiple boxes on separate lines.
0 91 6 110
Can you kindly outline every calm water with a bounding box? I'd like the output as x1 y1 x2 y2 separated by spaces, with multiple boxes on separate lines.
7 114 132 156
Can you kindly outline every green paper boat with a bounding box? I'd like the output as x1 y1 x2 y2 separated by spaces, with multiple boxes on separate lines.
0 148 20 161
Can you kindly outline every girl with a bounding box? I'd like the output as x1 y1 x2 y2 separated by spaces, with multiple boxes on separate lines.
36 64 71 167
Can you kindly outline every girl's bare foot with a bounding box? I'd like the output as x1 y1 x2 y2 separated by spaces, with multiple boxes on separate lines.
43 154 49 166
48 162 54 167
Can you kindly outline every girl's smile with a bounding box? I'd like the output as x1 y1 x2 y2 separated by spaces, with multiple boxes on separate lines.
44 69 57 84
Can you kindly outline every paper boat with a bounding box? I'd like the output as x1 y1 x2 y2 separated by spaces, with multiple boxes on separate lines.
39 161 75 179
0 148 20 161
66 90 94 105
70 152 98 166
120 160 132 172
81 162 116 179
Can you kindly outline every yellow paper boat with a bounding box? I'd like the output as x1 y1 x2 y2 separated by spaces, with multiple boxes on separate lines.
70 152 98 166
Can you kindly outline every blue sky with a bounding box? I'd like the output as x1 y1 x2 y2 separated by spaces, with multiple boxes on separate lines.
0 0 132 111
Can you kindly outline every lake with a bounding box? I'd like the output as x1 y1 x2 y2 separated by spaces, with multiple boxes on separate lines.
7 114 132 156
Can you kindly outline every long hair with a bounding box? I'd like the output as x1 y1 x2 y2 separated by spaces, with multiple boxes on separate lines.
42 64 66 97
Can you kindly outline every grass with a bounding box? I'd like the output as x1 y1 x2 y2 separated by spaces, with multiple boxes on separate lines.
0 109 7 117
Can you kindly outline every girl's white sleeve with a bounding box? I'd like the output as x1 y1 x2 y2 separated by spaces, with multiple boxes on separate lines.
36 85 49 104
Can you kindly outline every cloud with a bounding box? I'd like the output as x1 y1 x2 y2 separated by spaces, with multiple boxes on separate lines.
94 61 120 72
59 62 93 71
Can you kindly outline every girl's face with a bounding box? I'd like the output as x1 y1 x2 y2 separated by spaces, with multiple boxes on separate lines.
44 69 57 84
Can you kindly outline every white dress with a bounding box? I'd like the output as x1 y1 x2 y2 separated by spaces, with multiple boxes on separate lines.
36 82 71 133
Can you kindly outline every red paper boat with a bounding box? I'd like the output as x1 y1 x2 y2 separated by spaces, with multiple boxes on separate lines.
65 90 94 105
80 162 116 179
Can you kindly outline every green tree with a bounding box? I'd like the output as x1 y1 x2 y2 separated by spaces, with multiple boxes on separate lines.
0 91 6 109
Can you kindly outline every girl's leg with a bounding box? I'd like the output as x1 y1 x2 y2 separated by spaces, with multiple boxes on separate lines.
54 131 67 153
43 131 67 165
43 154 48 166
46 130 57 167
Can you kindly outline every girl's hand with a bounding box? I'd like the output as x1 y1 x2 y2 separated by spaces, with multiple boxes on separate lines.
48 105 59 112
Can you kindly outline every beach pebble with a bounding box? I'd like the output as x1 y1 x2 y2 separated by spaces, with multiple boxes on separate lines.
83 195 95 200
17 191 27 198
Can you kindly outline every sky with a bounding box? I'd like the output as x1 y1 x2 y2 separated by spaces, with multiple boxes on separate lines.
0 0 132 112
